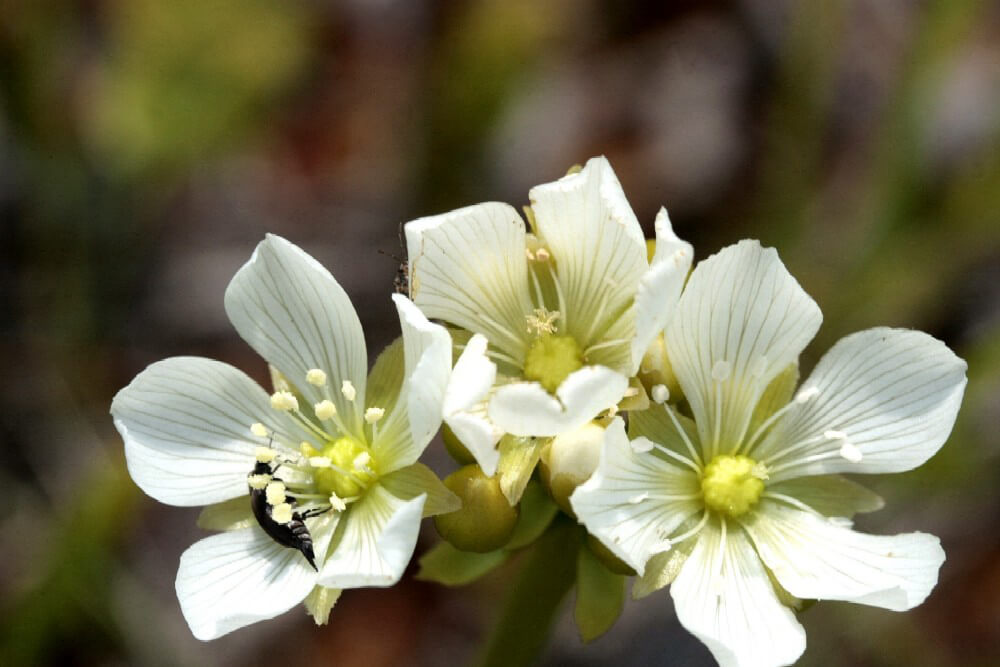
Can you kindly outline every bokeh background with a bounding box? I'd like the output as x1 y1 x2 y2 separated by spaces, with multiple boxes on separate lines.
2 0 999 665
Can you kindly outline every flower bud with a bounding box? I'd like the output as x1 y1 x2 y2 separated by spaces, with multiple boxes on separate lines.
434 465 519 553
539 422 605 516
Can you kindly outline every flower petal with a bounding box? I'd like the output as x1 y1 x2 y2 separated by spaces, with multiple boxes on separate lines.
528 156 648 350
753 328 967 481
743 502 945 611
111 357 310 506
631 207 693 374
443 333 503 475
225 234 368 434
175 527 317 640
318 484 426 588
488 365 628 437
671 522 806 667
666 240 822 458
570 419 702 575
405 202 533 360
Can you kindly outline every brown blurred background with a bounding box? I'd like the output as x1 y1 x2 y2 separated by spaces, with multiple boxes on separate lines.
1 1 999 665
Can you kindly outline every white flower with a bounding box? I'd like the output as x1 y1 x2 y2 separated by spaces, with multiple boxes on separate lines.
571 240 967 667
406 156 692 477
111 235 459 640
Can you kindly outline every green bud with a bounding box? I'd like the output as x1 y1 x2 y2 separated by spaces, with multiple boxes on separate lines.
434 465 519 553
442 424 476 465
539 422 605 516
586 534 636 576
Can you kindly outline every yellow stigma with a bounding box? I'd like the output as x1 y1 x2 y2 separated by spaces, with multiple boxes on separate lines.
270 391 299 412
523 334 583 393
312 436 375 498
314 400 337 421
271 502 293 524
700 455 767 517
250 422 269 438
265 480 287 506
306 368 327 386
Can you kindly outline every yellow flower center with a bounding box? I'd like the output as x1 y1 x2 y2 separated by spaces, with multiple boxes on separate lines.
523 334 583 394
700 454 767 517
302 437 375 498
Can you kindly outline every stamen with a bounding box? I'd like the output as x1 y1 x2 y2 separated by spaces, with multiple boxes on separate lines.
265 481 287 506
583 337 630 356
762 492 824 516
527 265 546 311
329 493 347 512
315 400 337 421
667 511 710 547
364 407 385 424
739 398 803 456
648 440 701 475
623 387 639 398
839 441 863 463
535 247 550 262
250 423 269 438
795 386 820 403
352 451 372 471
247 473 271 489
662 402 704 468
270 391 299 412
547 264 568 331
341 381 357 402
255 446 277 463
525 247 536 261
606 403 619 418
526 308 560 336
271 503 293 524
309 456 332 468
630 439 654 453
306 368 328 386
651 384 670 404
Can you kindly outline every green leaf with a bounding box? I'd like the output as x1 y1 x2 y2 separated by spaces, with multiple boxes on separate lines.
478 517 578 667
196 496 254 532
379 463 461 517
416 541 508 586
504 480 558 550
574 544 626 642
496 434 544 504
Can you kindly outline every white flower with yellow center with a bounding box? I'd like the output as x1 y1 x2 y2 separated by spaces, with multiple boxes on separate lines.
111 235 458 640
571 240 967 667
406 156 692 478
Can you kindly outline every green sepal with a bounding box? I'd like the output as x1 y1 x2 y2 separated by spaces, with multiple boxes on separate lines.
574 543 626 642
365 337 404 417
303 586 341 625
747 362 799 439
497 434 545 504
632 537 696 600
766 475 884 518
416 541 509 586
196 496 254 532
504 480 559 550
379 463 461 517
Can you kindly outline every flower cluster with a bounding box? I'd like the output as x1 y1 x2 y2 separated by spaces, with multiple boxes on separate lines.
112 157 966 666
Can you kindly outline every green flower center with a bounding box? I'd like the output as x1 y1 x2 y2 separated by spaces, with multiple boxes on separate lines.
304 436 375 498
700 454 767 517
523 334 583 393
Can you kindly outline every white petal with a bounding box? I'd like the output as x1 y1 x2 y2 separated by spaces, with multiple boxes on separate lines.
666 240 822 457
369 294 452 472
528 156 648 349
671 523 806 667
630 207 693 374
442 334 503 475
318 484 426 588
487 365 628 437
175 527 317 640
224 234 368 434
405 202 533 360
570 419 701 575
743 502 945 611
753 328 967 481
111 357 310 506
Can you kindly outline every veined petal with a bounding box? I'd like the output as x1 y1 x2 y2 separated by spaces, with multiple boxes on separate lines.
743 502 945 611
368 295 452 472
529 156 648 350
570 419 702 575
175 527 317 640
488 365 628 437
405 202 533 360
318 484 426 588
666 240 822 459
753 328 967 481
224 234 368 434
630 208 693 374
443 334 503 475
111 357 311 506
671 522 806 667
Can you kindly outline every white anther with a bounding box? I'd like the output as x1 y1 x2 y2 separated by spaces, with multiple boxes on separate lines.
630 438 654 453
309 456 332 469
314 400 337 420
535 247 550 262
628 492 649 504
839 441 863 463
824 430 847 441
795 386 820 403
270 391 299 412
329 494 347 512
271 503 293 524
651 539 673 555
341 380 357 401
250 422 269 438
525 248 536 261
623 387 640 398
364 407 385 424
265 481 287 506
651 384 670 404
247 473 271 490
306 368 327 386
711 360 731 382
255 446 277 463
751 462 770 481
606 403 619 418
353 451 372 471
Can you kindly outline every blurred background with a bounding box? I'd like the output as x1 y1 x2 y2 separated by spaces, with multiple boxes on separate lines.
1 0 999 665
